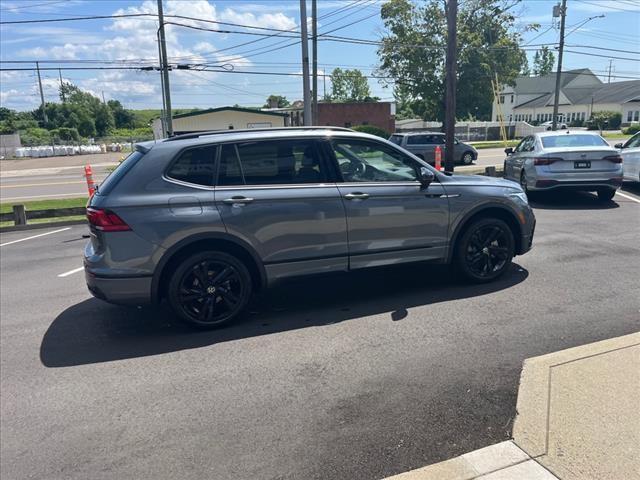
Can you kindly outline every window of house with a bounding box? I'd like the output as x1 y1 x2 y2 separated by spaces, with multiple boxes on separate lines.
511 95 514 103
217 140 326 186
166 146 216 186
629 111 634 122
499 95 505 104
634 111 639 122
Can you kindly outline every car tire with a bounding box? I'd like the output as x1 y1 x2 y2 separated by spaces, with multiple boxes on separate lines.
520 170 530 194
596 187 616 202
168 251 252 329
461 152 474 165
455 218 515 283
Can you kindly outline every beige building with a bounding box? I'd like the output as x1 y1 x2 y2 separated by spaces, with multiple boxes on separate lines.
492 69 640 126
153 106 287 139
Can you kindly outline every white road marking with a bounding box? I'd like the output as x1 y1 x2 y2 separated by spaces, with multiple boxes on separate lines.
0 227 71 247
57 266 84 278
616 191 640 204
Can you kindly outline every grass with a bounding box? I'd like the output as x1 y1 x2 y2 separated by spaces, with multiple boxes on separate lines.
469 140 520 149
0 197 87 214
601 132 631 139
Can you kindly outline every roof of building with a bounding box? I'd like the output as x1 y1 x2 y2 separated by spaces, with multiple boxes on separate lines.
172 106 287 119
512 69 640 109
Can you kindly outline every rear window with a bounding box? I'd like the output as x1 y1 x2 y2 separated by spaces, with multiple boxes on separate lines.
166 146 216 186
97 150 144 195
389 135 403 145
541 134 608 148
407 134 444 145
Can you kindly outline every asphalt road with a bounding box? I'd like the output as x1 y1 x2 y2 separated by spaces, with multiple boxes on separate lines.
1 187 639 480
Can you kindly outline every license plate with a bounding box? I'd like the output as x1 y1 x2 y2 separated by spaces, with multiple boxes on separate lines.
574 161 591 169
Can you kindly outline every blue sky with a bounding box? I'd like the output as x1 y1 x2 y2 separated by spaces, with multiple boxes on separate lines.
1 0 638 112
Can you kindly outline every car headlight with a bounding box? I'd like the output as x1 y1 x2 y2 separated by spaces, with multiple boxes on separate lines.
509 191 529 204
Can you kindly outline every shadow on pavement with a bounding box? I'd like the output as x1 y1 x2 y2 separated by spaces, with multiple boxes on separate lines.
529 190 620 210
40 262 528 367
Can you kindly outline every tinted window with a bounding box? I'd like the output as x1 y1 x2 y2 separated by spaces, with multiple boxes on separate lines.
407 134 444 145
623 133 640 149
332 139 420 183
541 134 608 148
97 150 144 195
217 140 326 186
167 146 216 186
389 135 403 145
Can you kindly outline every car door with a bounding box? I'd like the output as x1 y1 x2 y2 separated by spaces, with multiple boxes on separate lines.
327 137 450 269
511 136 535 177
621 133 640 181
214 138 348 281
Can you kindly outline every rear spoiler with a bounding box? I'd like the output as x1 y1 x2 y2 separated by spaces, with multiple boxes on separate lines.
134 140 159 154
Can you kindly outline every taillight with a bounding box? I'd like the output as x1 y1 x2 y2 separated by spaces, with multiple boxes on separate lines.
86 208 131 232
533 157 561 165
603 155 623 163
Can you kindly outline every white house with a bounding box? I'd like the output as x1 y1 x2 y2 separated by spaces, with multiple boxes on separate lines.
492 69 640 126
152 106 287 139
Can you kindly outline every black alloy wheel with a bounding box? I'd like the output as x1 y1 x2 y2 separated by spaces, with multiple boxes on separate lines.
169 251 252 328
456 218 514 282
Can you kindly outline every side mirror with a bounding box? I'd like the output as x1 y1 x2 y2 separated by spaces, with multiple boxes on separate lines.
614 143 623 149
418 166 435 187
505 147 514 155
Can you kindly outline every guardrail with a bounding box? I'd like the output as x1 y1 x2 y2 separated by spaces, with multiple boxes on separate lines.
0 206 86 226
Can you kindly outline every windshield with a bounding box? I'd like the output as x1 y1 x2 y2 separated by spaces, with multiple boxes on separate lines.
97 150 145 195
541 134 608 148
388 135 403 145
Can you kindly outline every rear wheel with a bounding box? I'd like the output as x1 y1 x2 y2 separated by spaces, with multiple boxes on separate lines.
596 187 616 202
455 218 515 283
461 152 474 165
168 251 252 328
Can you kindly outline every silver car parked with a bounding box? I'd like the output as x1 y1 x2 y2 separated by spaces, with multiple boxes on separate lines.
616 132 640 183
503 131 623 201
84 127 535 328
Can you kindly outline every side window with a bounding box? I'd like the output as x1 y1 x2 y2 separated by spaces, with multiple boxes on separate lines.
217 139 326 186
332 139 420 183
433 135 445 144
407 135 428 145
514 137 527 153
166 146 216 186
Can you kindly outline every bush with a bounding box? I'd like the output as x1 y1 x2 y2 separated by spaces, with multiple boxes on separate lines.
623 124 640 135
351 124 390 138
20 127 53 146
588 111 621 131
569 119 584 127
52 127 80 142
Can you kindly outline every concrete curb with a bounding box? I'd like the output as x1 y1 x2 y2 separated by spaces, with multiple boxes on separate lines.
0 219 86 233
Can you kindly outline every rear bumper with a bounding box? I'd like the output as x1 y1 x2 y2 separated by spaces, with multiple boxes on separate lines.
85 268 152 305
531 177 623 191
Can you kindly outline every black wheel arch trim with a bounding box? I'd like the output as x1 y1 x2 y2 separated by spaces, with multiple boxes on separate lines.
151 232 267 303
446 202 524 263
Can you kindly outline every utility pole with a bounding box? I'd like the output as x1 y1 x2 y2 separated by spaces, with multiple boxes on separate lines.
607 59 613 83
311 0 318 125
59 68 65 102
36 61 48 124
299 0 312 126
157 0 173 137
551 0 567 131
444 0 457 173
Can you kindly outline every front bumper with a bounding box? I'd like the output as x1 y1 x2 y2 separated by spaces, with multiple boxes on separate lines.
518 218 535 255
85 268 152 305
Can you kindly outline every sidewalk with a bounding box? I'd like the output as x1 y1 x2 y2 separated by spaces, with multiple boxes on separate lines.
385 332 640 480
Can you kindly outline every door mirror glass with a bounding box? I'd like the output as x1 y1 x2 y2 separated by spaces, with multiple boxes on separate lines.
504 147 514 155
418 167 435 187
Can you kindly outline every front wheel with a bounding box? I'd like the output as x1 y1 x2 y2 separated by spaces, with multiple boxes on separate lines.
455 218 515 283
461 152 474 165
596 187 616 202
168 251 252 328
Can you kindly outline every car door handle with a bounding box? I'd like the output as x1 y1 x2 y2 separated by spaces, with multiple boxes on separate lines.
344 192 370 200
222 196 254 205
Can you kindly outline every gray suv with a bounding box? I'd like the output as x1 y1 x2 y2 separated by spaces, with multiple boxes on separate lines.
389 132 478 165
84 128 535 328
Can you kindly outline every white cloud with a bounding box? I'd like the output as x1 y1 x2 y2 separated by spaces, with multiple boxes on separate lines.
218 9 297 30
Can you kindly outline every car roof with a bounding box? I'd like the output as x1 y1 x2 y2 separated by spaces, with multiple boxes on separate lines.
396 131 443 136
139 128 391 151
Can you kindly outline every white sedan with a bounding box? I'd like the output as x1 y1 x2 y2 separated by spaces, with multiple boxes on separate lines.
616 132 640 183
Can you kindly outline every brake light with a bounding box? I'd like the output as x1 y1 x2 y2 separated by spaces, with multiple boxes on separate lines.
603 155 623 164
533 157 561 165
86 208 131 232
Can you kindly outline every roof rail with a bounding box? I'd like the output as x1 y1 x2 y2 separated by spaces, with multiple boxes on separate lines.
163 126 353 142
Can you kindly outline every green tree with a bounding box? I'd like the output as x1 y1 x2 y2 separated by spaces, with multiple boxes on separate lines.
263 95 290 108
330 68 372 102
532 46 555 76
377 0 527 121
107 99 136 129
94 103 115 137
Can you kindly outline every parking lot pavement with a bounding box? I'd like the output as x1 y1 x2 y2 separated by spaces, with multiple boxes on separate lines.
1 189 639 480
